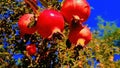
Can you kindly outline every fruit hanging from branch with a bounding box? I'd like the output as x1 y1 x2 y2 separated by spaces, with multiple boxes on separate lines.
68 25 92 47
26 44 37 55
36 9 64 39
60 0 90 24
18 14 36 38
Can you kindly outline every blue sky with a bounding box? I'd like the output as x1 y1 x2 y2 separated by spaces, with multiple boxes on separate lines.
85 0 120 28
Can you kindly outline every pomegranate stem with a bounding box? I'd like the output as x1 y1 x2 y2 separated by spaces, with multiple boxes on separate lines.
24 0 39 15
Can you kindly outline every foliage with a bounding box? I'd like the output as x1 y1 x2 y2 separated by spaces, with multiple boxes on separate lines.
0 0 120 68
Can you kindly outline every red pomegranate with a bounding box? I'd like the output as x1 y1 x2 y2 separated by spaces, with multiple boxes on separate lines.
61 0 90 24
68 25 92 47
26 44 37 55
18 14 36 37
37 9 64 39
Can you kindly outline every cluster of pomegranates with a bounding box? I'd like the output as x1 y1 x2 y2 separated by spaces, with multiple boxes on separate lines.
18 0 92 55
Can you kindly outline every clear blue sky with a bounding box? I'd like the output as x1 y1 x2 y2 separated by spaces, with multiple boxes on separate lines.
85 0 120 28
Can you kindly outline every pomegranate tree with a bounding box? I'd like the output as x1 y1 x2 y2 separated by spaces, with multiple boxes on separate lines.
15 0 94 67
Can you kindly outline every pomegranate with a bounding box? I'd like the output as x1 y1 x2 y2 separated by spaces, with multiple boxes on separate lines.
61 0 90 24
68 25 92 47
26 44 37 55
18 14 36 37
37 9 64 39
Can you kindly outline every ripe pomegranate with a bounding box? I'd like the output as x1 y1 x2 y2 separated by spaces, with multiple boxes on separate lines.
61 0 90 24
18 14 36 37
37 9 64 39
26 44 37 55
68 25 92 47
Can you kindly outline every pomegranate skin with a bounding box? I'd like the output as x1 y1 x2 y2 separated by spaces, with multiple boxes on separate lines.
61 0 90 24
68 26 92 46
37 9 64 38
18 14 36 37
